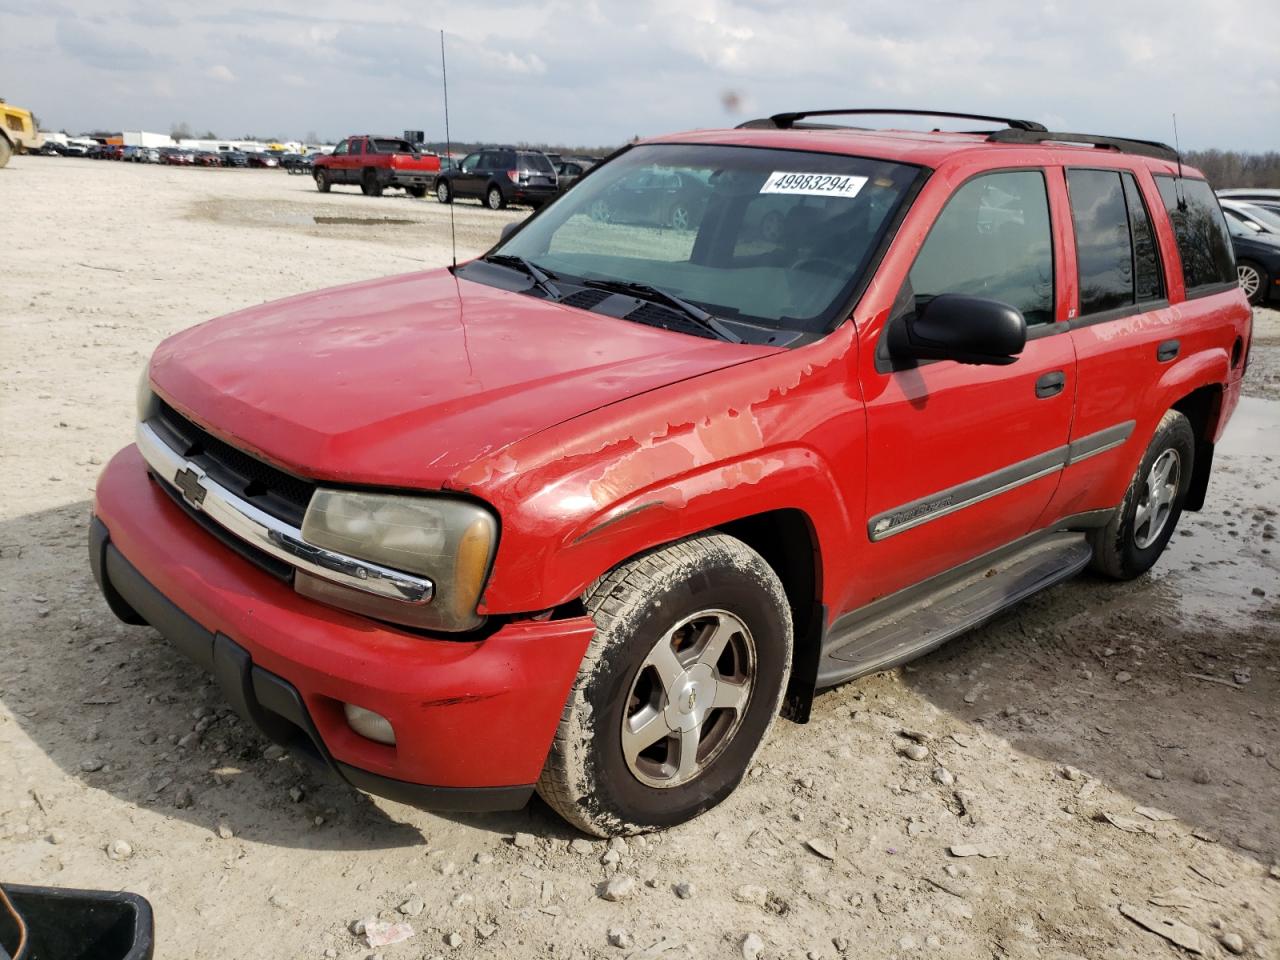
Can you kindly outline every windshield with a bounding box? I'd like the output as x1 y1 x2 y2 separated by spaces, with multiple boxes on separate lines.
488 143 919 337
1234 203 1280 234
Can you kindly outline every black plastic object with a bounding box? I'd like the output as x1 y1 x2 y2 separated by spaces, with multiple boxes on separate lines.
0 884 154 960
903 294 1027 365
739 109 1046 132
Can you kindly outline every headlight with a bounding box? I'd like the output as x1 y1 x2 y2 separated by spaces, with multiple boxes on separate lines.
136 362 159 421
298 490 497 632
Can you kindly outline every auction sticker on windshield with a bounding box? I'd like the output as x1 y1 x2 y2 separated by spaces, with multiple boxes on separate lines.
760 172 868 198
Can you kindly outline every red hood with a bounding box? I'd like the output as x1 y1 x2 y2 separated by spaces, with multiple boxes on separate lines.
149 269 779 489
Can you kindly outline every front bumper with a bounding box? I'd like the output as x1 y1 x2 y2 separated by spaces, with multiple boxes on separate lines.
91 444 596 809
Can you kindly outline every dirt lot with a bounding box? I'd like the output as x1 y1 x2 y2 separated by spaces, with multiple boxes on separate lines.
1 157 1277 960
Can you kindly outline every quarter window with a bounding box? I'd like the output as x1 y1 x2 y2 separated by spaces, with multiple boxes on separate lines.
908 170 1055 325
1154 176 1236 293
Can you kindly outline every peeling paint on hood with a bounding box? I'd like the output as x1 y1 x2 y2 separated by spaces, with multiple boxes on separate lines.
148 268 782 489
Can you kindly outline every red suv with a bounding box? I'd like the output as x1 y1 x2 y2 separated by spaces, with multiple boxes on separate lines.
91 109 1252 836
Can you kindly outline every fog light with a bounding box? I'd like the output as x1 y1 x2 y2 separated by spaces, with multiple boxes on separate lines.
343 703 396 745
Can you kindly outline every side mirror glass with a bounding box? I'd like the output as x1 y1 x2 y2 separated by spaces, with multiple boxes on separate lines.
499 221 520 242
895 294 1027 366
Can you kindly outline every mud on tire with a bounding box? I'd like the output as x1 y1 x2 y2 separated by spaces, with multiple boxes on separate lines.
1089 409 1195 580
537 534 793 837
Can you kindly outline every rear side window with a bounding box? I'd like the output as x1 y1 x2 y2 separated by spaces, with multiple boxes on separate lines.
1154 176 1236 293
1123 174 1164 303
908 169 1055 325
1066 170 1134 315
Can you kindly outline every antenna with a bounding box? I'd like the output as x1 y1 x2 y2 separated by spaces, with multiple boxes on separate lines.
440 29 457 268
1172 112 1187 211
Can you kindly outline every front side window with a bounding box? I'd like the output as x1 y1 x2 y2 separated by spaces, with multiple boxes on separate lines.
459 153 479 173
1154 176 1236 293
486 143 920 337
907 170 1054 325
332 140 349 156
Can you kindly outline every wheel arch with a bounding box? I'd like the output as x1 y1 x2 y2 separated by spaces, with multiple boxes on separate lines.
1171 383 1224 512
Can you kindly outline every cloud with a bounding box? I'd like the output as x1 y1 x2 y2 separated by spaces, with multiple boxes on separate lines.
3 0 1276 150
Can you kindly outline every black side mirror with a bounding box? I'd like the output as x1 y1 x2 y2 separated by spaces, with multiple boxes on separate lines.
897 294 1027 366
499 221 520 242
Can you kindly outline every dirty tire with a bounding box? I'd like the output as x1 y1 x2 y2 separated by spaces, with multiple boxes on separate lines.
0 136 12 169
314 169 330 193
537 534 792 837
1089 409 1195 580
361 169 382 197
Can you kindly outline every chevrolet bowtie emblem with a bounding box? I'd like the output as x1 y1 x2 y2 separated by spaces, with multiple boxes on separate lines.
174 467 208 510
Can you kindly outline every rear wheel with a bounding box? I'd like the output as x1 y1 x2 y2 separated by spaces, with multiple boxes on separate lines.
537 534 793 836
1237 260 1266 305
435 180 452 204
1089 410 1195 580
486 185 506 210
406 185 426 198
361 169 382 197
314 170 330 193
0 136 12 169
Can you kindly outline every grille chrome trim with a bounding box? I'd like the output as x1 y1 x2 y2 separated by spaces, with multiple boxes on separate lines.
137 420 434 605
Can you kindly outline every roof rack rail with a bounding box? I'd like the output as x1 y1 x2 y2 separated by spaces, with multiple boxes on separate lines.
738 109 1047 132
986 128 1178 162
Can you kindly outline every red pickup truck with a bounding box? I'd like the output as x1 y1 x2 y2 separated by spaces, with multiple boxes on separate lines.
312 135 440 197
93 109 1251 836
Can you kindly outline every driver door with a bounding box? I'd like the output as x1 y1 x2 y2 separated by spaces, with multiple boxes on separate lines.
851 167 1077 610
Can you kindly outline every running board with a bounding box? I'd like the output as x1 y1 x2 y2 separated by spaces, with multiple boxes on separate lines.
817 531 1093 688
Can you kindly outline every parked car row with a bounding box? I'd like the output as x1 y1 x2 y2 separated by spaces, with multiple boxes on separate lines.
32 142 305 169
1217 189 1280 305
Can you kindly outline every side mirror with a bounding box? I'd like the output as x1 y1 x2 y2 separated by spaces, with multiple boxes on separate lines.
499 221 520 242
898 294 1027 366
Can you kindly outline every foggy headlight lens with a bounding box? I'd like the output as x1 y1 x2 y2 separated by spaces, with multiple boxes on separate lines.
299 490 497 632
136 362 159 421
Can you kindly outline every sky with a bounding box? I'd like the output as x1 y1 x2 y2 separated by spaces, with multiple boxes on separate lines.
3 0 1278 151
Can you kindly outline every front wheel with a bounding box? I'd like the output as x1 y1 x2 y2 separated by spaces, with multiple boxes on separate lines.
1089 409 1195 580
1238 260 1266 305
0 136 13 169
314 170 330 193
537 534 793 836
486 185 506 210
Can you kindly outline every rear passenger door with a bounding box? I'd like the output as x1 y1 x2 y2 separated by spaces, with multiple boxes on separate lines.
856 168 1077 608
1043 167 1178 523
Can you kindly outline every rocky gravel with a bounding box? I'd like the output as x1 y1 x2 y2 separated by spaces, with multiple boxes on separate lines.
1 157 1277 958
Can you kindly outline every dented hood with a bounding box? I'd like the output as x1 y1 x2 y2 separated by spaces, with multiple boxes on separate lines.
149 269 779 488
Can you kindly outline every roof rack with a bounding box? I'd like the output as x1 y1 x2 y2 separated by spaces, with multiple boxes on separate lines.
738 109 1047 132
985 128 1178 162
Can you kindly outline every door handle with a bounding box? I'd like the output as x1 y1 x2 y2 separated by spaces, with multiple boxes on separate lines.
1035 371 1066 398
1157 339 1180 363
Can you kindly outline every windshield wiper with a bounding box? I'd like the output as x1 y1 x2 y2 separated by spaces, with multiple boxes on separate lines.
483 254 563 300
580 278 743 344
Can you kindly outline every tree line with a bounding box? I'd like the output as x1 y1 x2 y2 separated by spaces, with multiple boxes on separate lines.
1185 150 1280 189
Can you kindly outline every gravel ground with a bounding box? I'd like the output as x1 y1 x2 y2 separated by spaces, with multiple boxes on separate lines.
1 157 1277 960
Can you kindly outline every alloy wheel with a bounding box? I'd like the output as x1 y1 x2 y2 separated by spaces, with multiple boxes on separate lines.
1238 263 1262 301
1133 448 1180 549
622 609 755 789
